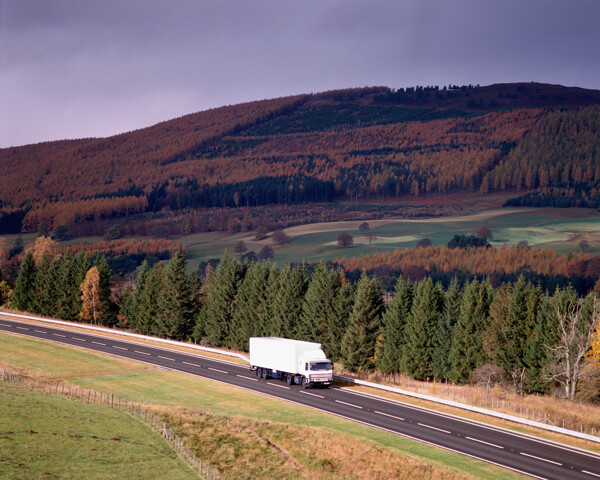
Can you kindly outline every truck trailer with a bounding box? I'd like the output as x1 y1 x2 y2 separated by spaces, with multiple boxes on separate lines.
249 337 333 388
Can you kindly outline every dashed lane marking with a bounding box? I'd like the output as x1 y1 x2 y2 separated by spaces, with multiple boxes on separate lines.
519 452 562 466
182 361 202 367
112 345 128 350
52 333 66 337
418 423 451 434
237 375 258 381
16 326 29 330
582 470 600 478
158 356 175 361
300 391 324 398
375 411 405 421
34 330 47 333
134 351 151 355
72 337 86 341
91 341 106 345
335 399 363 409
267 382 290 389
465 436 504 449
208 367 228 374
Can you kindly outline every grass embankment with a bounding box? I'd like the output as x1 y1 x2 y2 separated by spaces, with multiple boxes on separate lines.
0 382 196 480
0 332 521 480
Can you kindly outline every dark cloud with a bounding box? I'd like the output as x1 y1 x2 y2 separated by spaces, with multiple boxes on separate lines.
1 0 599 147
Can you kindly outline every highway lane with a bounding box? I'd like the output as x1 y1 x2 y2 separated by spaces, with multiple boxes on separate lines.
2 318 600 480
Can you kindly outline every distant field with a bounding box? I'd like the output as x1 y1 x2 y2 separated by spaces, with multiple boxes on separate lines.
0 332 520 480
5 206 599 273
179 207 600 270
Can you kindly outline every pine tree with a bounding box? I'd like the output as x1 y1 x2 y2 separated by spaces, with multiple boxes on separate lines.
492 277 541 394
431 277 461 380
448 279 494 383
12 252 36 312
297 263 340 353
136 263 164 335
33 254 59 316
93 254 115 326
376 277 413 374
156 251 198 340
203 253 243 347
404 278 444 380
269 264 308 338
126 259 151 331
54 253 82 321
230 262 272 350
330 273 355 362
341 273 383 371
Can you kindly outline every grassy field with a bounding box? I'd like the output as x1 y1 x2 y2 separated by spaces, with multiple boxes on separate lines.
0 382 197 480
0 332 523 480
177 207 600 269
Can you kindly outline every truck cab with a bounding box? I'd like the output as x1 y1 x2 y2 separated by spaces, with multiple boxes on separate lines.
299 357 333 388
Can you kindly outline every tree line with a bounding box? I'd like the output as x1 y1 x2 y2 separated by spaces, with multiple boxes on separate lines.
10 249 598 401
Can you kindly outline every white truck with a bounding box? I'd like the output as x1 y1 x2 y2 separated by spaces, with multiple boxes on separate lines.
249 337 333 388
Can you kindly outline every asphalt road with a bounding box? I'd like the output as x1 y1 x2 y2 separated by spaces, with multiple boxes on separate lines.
1 317 600 480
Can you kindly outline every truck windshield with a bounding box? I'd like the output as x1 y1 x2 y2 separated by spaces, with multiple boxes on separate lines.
310 362 332 371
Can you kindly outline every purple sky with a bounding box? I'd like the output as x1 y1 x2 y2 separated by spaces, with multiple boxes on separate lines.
1 0 599 148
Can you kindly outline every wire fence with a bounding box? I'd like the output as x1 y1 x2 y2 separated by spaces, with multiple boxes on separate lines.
338 368 600 440
0 368 221 480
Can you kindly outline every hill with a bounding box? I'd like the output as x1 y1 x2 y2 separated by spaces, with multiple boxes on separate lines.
1 82 600 235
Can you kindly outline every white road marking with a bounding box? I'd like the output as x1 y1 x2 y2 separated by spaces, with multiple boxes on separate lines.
183 361 202 367
418 423 451 434
375 411 405 421
466 436 503 449
237 375 258 381
16 326 29 330
582 470 600 478
72 337 86 341
112 345 128 350
0 323 10 327
300 391 324 398
92 341 106 345
34 330 47 333
335 399 363 409
267 382 290 389
519 452 562 466
158 355 175 361
208 367 228 374
134 350 151 355
52 333 66 337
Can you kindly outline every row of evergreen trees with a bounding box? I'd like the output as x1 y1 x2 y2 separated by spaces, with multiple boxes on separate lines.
116 254 596 396
11 251 114 323
10 251 596 396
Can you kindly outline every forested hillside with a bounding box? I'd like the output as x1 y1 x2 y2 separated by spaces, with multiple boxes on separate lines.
1 82 600 235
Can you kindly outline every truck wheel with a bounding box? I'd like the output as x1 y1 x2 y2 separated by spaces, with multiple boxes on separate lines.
286 374 293 385
262 368 268 379
302 377 308 389
257 368 262 378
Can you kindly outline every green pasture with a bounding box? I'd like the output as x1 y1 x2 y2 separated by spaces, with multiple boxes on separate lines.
177 209 600 269
0 332 521 480
0 383 196 480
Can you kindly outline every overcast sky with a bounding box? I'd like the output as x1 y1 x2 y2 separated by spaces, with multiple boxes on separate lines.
1 0 599 148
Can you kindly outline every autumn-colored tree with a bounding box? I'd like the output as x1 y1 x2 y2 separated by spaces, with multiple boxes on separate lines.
337 232 353 248
272 229 291 247
28 236 59 264
80 266 102 325
234 240 248 257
